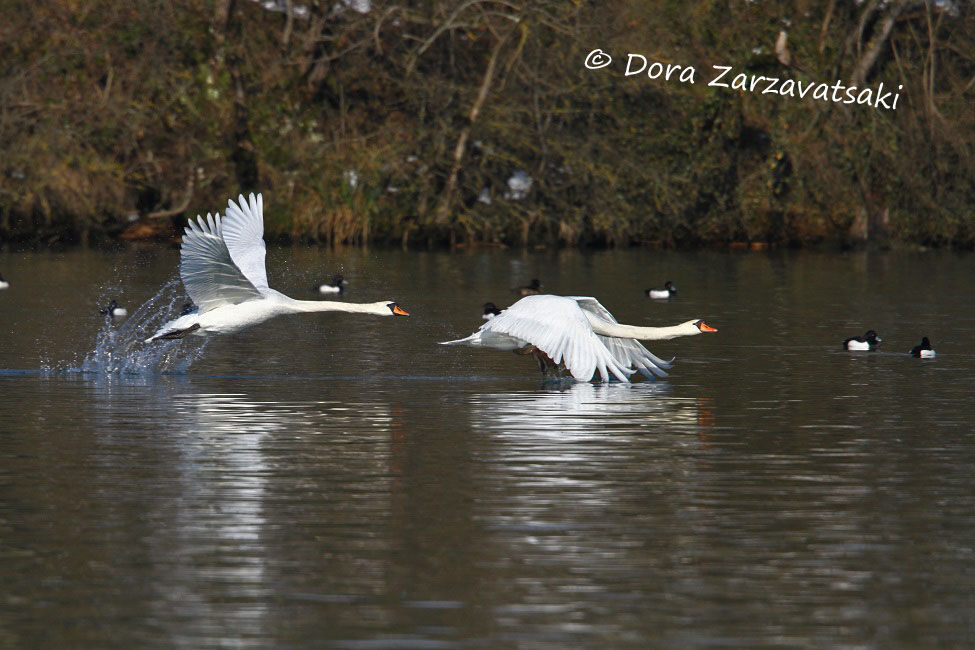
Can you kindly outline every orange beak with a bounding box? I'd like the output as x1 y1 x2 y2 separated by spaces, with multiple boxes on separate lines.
699 322 718 333
392 305 410 316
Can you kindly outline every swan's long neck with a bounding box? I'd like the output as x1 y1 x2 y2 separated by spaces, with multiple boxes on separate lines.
285 298 389 316
585 315 699 341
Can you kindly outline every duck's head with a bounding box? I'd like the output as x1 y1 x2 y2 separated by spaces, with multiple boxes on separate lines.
529 278 541 289
692 319 718 333
865 329 882 343
332 274 348 286
483 302 502 314
385 302 410 317
665 280 676 292
920 336 931 347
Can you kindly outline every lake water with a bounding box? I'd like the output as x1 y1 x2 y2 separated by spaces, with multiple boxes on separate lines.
1 246 974 648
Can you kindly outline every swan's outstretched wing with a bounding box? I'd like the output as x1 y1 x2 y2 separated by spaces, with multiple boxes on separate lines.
442 295 632 382
180 212 264 312
222 193 269 292
570 296 673 379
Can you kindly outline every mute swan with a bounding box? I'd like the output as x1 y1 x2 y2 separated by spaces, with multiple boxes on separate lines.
100 299 128 318
482 302 503 320
844 330 881 351
0 273 8 290
910 337 935 358
645 281 677 299
146 192 408 342
514 279 542 296
318 274 348 294
441 294 716 382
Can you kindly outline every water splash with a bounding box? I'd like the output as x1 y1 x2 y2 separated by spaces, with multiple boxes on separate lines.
80 278 209 375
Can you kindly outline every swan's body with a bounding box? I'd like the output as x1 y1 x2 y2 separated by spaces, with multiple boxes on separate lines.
147 193 407 342
514 279 542 296
441 294 716 382
482 302 503 320
100 299 128 318
0 273 8 290
318 274 348 294
645 281 677 299
910 337 935 358
844 330 881 351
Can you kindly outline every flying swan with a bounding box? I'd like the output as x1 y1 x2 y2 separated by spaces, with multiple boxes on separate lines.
440 294 716 382
146 193 408 342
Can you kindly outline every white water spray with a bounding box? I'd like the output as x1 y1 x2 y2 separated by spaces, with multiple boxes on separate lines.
80 278 209 375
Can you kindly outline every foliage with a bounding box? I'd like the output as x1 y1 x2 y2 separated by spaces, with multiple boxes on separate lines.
0 0 971 248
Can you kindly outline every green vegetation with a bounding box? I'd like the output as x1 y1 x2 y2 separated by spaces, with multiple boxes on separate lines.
0 0 972 248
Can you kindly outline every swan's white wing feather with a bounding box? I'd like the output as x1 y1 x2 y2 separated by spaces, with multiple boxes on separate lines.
570 296 673 378
180 212 263 312
222 192 270 292
446 295 632 382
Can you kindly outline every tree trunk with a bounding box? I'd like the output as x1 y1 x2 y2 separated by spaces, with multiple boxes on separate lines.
433 30 511 225
851 0 909 86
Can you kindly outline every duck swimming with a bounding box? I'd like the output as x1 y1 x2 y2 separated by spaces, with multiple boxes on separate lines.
514 279 542 296
318 274 348 295
0 273 8 290
909 337 936 358
843 330 882 351
100 299 128 318
645 281 677 300
482 302 503 320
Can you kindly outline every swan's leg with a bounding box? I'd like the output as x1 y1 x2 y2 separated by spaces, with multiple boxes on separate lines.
532 349 562 376
514 346 565 377
513 345 548 373
152 323 201 341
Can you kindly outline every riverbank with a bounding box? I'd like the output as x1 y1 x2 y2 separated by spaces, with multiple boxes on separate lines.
1 1 972 249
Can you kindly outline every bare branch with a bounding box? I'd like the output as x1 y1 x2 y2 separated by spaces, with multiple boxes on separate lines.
148 174 195 219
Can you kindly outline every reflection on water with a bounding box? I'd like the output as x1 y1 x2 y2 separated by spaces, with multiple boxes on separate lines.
471 382 703 434
148 393 275 646
461 384 720 645
2 248 975 647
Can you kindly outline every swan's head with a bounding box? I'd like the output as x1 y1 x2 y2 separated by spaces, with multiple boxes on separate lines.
385 302 410 317
692 319 717 333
